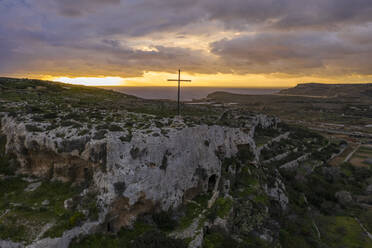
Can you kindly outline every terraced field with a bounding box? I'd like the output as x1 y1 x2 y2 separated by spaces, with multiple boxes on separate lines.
350 145 372 167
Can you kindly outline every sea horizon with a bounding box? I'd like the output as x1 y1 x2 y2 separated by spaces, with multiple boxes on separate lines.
99 86 285 101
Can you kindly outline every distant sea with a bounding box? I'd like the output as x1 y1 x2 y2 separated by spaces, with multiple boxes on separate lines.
100 87 284 101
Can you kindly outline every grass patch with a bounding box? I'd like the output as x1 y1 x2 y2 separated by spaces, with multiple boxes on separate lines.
212 197 233 219
358 210 372 235
25 124 44 132
203 229 243 248
70 221 187 248
254 136 272 147
177 201 204 230
0 177 85 243
316 215 372 248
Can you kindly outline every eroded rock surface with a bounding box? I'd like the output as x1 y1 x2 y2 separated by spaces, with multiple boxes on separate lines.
0 113 278 247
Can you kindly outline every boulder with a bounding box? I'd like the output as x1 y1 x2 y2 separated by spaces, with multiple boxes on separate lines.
25 182 42 192
335 191 353 206
64 198 73 210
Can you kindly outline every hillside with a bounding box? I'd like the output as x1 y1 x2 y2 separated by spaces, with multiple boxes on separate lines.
278 83 372 99
0 77 219 119
0 78 372 248
207 84 372 129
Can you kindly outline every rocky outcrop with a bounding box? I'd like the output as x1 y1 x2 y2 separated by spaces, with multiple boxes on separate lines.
335 191 353 206
97 124 255 230
0 240 23 248
264 177 289 209
1 117 103 184
0 112 279 247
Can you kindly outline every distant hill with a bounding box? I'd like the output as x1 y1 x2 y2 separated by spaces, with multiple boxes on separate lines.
278 83 372 98
0 77 217 117
206 83 372 126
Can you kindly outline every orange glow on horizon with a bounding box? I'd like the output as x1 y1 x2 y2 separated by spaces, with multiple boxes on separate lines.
40 72 372 88
50 77 125 86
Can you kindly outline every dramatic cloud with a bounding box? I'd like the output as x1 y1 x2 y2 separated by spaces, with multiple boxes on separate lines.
55 0 121 16
203 0 372 31
210 30 372 75
0 0 372 81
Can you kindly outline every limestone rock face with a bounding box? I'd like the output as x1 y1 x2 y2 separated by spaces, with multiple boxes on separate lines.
0 240 23 248
98 123 259 230
98 125 254 211
265 177 289 210
1 114 278 229
1 117 103 183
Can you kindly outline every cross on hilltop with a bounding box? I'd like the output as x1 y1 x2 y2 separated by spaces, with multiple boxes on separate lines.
167 69 192 116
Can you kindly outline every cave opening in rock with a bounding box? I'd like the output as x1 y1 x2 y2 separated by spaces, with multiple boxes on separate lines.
208 174 217 192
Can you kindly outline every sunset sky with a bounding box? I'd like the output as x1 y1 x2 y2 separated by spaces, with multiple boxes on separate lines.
1 0 372 87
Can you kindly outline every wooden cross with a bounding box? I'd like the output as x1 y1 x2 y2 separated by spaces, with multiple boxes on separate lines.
167 69 191 116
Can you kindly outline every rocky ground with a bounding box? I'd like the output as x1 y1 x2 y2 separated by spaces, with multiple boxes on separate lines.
1 78 372 248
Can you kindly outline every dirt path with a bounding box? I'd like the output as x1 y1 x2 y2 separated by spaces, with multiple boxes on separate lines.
355 217 372 241
0 209 9 219
345 144 361 163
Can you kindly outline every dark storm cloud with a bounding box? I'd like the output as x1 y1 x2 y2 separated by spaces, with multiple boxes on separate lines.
40 0 372 35
210 31 372 75
48 0 372 31
54 0 121 16
0 0 372 78
0 36 215 78
203 0 372 31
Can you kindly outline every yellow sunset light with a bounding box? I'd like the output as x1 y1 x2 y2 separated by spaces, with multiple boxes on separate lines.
52 77 126 86
43 72 372 88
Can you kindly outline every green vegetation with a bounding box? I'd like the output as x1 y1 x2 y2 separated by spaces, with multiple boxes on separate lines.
203 230 236 248
254 125 281 147
1 78 372 247
177 201 204 230
25 124 44 132
152 211 178 231
0 77 223 129
207 85 372 127
279 214 320 248
119 130 133 142
359 210 372 233
209 197 233 219
350 145 372 167
236 144 254 162
261 127 328 162
0 176 95 243
316 216 372 248
72 193 211 247
69 220 187 248
278 152 372 247
93 130 107 140
203 228 271 248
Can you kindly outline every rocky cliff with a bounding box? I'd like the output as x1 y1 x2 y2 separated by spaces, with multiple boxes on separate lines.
0 109 278 247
